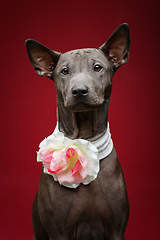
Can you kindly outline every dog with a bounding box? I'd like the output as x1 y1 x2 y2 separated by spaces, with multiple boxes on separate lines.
26 23 130 240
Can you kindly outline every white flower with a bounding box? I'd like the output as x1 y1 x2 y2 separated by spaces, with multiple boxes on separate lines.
37 132 99 188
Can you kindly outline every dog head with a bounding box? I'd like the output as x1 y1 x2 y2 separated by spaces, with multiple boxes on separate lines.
26 24 130 112
26 24 130 139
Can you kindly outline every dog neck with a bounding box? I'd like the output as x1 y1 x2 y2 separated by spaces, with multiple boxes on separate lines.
57 101 110 141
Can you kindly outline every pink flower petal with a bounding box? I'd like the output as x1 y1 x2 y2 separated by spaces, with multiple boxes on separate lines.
43 162 50 170
72 160 81 176
71 171 84 183
48 163 63 174
74 148 87 167
57 169 73 183
40 149 54 160
79 165 88 178
43 152 54 163
66 148 76 158
57 169 84 184
51 151 66 165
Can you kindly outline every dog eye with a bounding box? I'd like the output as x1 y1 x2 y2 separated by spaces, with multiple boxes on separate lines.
61 68 69 75
94 64 103 72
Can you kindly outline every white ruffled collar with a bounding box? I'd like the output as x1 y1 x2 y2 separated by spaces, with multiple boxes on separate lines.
54 122 113 160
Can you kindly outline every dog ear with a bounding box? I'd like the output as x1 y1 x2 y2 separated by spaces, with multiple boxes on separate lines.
25 39 60 79
99 23 130 70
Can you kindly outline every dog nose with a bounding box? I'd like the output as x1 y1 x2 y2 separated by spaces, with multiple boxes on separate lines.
71 84 89 97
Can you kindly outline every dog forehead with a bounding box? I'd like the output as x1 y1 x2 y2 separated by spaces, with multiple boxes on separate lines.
57 48 108 65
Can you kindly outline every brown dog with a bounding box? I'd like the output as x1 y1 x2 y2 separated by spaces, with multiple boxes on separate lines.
26 23 130 240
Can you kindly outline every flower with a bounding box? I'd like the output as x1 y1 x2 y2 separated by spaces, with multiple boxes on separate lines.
37 132 99 188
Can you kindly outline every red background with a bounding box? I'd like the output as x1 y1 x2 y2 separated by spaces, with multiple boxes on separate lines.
1 0 160 239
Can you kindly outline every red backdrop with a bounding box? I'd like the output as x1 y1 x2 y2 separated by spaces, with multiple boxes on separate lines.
1 0 160 239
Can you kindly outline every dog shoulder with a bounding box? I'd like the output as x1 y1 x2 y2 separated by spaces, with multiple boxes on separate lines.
99 147 127 197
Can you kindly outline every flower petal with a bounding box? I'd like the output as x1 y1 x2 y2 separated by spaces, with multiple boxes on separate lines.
72 160 81 176
48 163 63 174
66 148 76 158
37 151 41 162
87 142 98 153
57 169 84 184
43 151 54 163
79 164 87 178
83 175 97 185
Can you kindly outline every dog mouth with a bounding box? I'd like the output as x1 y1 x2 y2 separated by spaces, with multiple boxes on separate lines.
67 102 98 112
65 96 103 113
